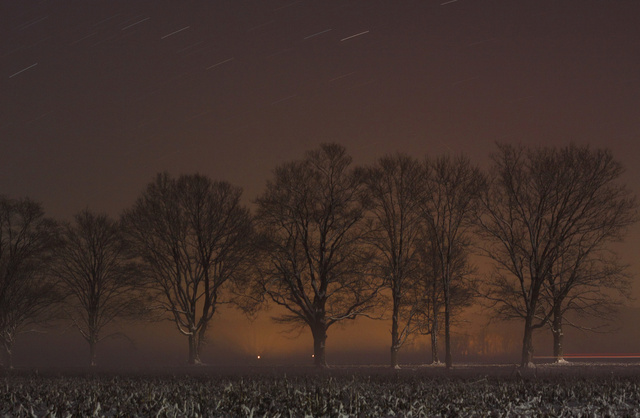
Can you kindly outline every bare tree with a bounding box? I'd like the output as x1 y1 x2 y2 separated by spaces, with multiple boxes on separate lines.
414 227 476 365
414 236 444 364
544 252 631 362
52 209 146 366
364 154 425 368
539 147 637 362
122 173 254 365
0 196 60 368
476 143 636 368
254 143 382 367
420 154 483 369
476 144 553 368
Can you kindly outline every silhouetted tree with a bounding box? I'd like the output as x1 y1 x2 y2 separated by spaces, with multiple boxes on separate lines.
254 144 382 367
52 209 146 366
414 222 476 365
538 147 636 362
420 154 483 369
543 251 631 362
0 196 60 368
476 143 636 368
123 173 254 365
364 154 425 368
414 236 444 364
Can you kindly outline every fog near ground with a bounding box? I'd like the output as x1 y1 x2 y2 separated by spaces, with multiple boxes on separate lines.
13 304 640 369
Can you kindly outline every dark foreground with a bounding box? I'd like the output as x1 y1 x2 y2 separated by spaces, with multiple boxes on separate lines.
2 363 640 417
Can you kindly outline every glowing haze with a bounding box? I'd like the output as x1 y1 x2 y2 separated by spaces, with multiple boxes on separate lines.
2 0 640 366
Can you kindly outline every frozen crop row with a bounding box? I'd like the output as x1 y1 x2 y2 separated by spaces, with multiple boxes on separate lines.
2 373 640 417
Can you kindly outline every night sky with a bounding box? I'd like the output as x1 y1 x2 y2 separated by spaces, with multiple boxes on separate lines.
3 0 640 366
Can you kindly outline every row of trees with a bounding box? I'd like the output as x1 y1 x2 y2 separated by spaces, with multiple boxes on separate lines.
0 143 636 369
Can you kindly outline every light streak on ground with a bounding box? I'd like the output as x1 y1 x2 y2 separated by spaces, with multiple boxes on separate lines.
340 31 369 42
9 63 38 78
536 354 640 359
161 26 191 40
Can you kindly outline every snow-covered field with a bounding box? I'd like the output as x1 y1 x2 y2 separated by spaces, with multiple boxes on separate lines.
2 363 640 416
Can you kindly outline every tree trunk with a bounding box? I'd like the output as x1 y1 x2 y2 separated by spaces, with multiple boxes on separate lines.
89 339 97 367
430 330 440 364
312 325 328 367
390 346 399 369
197 321 209 359
552 304 565 363
1 341 13 369
188 334 201 365
431 279 440 364
197 302 214 357
443 281 452 369
444 309 452 369
390 292 400 368
521 315 535 368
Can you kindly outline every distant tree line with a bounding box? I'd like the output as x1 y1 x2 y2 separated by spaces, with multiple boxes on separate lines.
0 143 636 369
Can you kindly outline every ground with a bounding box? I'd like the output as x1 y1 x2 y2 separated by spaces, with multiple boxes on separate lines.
2 362 640 416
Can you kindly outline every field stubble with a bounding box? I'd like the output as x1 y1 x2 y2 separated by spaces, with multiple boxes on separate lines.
2 362 640 417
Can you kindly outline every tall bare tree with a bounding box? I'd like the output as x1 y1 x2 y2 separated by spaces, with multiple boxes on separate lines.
122 173 254 365
476 143 636 368
414 232 475 365
539 146 636 362
0 196 60 368
254 143 382 367
414 235 444 364
364 154 425 368
543 251 631 362
52 209 146 366
420 154 483 369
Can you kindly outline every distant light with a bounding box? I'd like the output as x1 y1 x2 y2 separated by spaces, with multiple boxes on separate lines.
311 354 314 358
257 355 261 359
